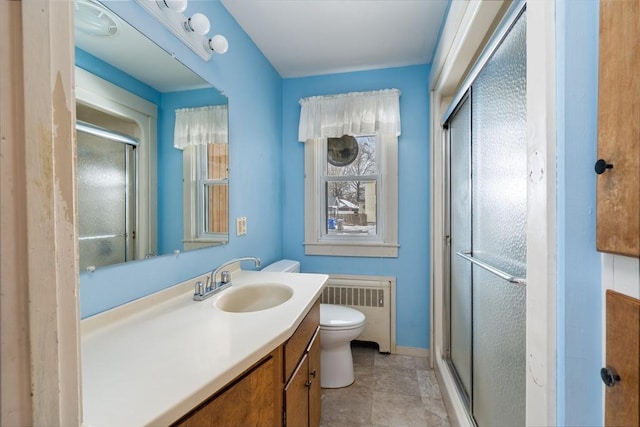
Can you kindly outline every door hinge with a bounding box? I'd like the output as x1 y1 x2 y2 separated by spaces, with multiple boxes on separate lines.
446 235 451 247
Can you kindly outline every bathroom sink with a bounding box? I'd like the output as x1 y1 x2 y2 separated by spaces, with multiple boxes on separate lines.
215 284 293 313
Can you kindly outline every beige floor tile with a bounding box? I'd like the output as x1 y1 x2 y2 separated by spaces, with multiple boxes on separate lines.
374 366 422 397
371 391 429 426
422 396 449 421
417 369 442 399
321 386 372 425
321 343 452 426
374 352 419 369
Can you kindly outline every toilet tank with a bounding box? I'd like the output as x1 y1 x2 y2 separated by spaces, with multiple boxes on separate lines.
261 259 300 273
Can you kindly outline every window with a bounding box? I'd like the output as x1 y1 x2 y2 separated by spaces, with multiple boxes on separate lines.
299 89 400 257
304 133 398 257
325 135 378 239
174 105 229 249
183 143 229 248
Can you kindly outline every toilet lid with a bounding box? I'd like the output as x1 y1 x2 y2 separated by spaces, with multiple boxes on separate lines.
320 304 366 328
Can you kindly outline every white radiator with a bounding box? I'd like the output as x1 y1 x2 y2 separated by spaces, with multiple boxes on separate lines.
321 274 396 353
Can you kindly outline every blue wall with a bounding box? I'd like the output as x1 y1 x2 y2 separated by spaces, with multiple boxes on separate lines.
281 65 432 349
556 0 602 424
80 0 283 318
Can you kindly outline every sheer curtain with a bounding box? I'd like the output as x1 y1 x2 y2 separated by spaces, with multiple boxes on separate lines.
298 88 401 141
173 104 228 149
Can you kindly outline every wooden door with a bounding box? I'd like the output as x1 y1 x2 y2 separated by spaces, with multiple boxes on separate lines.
307 328 321 427
176 351 281 427
596 0 640 257
604 290 640 426
284 354 309 427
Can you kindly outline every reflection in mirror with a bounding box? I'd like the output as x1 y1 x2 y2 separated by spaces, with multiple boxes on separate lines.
73 0 229 270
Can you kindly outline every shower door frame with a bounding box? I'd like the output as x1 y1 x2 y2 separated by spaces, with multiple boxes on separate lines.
429 1 557 425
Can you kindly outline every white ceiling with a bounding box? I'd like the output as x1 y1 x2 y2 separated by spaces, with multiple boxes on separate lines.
220 0 449 78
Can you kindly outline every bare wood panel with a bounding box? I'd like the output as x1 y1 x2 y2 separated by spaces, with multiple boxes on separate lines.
176 350 281 427
596 0 640 257
284 354 309 427
307 328 322 427
605 290 640 426
284 300 320 382
207 143 229 234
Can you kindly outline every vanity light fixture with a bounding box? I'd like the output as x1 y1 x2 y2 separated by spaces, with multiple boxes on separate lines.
184 13 210 36
74 0 121 37
134 0 228 61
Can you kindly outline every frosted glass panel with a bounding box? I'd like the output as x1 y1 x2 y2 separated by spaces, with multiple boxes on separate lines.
77 130 132 269
471 10 526 427
449 95 472 399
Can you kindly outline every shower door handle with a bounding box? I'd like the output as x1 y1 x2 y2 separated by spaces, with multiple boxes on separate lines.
456 251 527 286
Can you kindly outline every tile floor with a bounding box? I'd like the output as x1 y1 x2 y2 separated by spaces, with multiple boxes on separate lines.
320 342 451 427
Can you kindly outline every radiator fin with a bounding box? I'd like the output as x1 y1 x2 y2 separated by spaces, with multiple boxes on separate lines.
321 286 385 308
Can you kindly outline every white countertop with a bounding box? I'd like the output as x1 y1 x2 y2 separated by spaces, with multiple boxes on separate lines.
81 270 328 427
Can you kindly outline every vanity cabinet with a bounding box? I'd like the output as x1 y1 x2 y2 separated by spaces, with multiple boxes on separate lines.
172 299 321 427
284 299 321 427
174 348 283 427
284 327 321 427
596 0 640 257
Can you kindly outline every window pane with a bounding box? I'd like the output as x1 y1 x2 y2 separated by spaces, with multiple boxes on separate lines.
327 136 376 177
204 183 228 234
207 143 228 180
326 179 377 236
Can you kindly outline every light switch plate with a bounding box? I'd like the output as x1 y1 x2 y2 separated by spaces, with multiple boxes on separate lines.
236 217 247 236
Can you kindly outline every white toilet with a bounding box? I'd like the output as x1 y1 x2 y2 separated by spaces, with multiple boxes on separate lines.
262 259 366 389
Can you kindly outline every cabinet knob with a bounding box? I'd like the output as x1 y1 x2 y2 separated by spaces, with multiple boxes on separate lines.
600 367 620 387
595 159 614 175
310 369 317 378
305 381 312 388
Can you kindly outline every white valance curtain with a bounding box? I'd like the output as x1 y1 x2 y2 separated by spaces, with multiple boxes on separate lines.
298 88 401 142
173 104 228 149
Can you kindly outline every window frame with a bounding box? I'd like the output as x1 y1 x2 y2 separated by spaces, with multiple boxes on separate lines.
304 134 398 257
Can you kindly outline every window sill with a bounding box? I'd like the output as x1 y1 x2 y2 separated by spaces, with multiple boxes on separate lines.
183 240 227 251
303 241 398 258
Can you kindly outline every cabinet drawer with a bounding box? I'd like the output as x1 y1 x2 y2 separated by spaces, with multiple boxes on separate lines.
284 299 320 382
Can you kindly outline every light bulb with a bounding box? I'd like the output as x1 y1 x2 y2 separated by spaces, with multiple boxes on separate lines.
184 13 210 35
160 0 187 13
207 34 229 54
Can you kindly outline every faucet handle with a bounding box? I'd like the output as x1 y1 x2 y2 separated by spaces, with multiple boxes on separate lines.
221 271 230 284
194 281 204 297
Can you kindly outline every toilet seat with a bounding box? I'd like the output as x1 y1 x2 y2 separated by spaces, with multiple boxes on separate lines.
320 304 365 330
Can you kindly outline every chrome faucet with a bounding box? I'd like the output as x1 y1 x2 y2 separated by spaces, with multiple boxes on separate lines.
193 257 261 301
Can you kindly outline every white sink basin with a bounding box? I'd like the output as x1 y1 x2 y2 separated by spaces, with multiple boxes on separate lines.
215 284 293 313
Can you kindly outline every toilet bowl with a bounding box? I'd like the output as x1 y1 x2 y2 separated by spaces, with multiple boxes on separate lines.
320 303 366 388
262 259 367 388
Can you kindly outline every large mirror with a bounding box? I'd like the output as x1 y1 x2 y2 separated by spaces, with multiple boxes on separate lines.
74 0 229 271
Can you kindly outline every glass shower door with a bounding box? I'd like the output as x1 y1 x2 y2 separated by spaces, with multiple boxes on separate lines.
446 7 527 426
471 10 527 426
77 122 136 270
448 94 472 405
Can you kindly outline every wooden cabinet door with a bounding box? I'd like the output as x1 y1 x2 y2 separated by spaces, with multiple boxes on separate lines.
596 0 640 257
284 353 309 427
604 290 640 426
175 350 282 427
307 328 321 427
